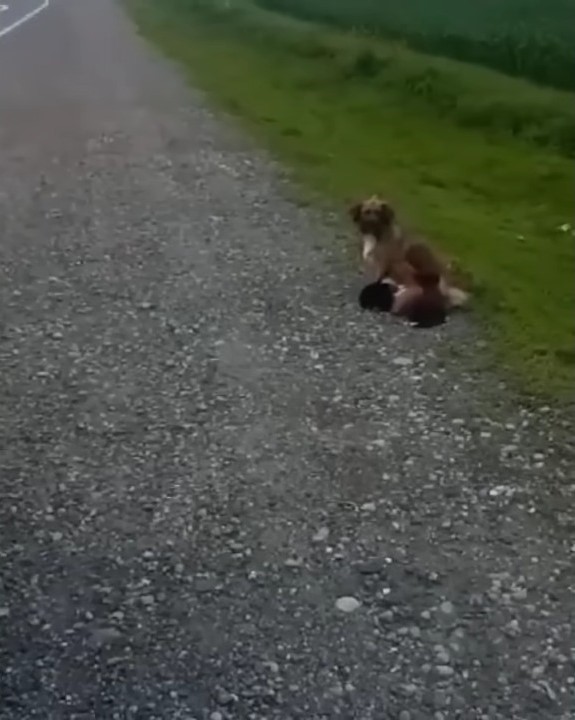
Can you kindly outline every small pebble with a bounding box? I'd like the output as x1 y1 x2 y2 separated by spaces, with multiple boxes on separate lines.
335 596 361 613
284 557 303 568
361 502 376 512
391 356 413 367
215 688 233 706
88 627 123 649
436 649 451 665
434 689 448 708
312 527 330 543
440 601 455 615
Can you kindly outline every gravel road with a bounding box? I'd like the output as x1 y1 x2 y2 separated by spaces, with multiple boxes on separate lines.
0 1 574 718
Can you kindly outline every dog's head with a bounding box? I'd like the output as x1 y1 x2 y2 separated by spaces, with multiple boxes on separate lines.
349 196 395 238
359 280 396 312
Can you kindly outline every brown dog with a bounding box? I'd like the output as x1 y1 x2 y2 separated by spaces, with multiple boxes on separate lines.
350 195 468 310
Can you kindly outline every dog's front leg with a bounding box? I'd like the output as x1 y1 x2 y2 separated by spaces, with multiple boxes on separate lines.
360 235 383 281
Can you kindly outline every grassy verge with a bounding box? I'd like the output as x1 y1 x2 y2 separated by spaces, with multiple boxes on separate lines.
129 0 575 398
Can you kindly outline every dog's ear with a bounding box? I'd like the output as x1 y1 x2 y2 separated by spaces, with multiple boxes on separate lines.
349 202 362 223
378 201 395 225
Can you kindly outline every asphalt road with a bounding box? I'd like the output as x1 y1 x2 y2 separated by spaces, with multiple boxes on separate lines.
0 1 574 718
0 0 47 38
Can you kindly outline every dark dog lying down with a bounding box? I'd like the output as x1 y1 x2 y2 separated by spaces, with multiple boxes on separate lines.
359 279 446 328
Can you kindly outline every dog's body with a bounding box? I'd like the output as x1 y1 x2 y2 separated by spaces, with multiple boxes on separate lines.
350 196 469 312
359 279 447 328
391 282 447 328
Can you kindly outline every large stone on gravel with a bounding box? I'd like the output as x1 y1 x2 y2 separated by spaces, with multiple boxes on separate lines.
88 627 123 649
335 596 362 613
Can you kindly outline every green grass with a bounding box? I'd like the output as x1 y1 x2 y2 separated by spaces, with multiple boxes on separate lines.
128 0 575 398
258 0 575 90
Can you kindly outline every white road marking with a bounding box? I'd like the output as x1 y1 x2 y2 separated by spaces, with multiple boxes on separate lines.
0 0 49 38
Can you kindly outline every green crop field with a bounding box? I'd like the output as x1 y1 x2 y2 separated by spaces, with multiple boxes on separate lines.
258 0 575 90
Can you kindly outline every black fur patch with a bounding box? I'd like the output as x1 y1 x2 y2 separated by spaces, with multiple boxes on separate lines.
359 282 395 312
410 303 446 328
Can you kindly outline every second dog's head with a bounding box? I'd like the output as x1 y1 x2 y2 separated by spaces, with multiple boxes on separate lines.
349 196 395 239
359 280 396 312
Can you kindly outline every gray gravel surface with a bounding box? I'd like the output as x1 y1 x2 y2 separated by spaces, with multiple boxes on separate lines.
1 1 574 718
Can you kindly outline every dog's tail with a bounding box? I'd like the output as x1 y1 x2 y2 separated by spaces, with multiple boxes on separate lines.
445 286 469 309
443 261 471 309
